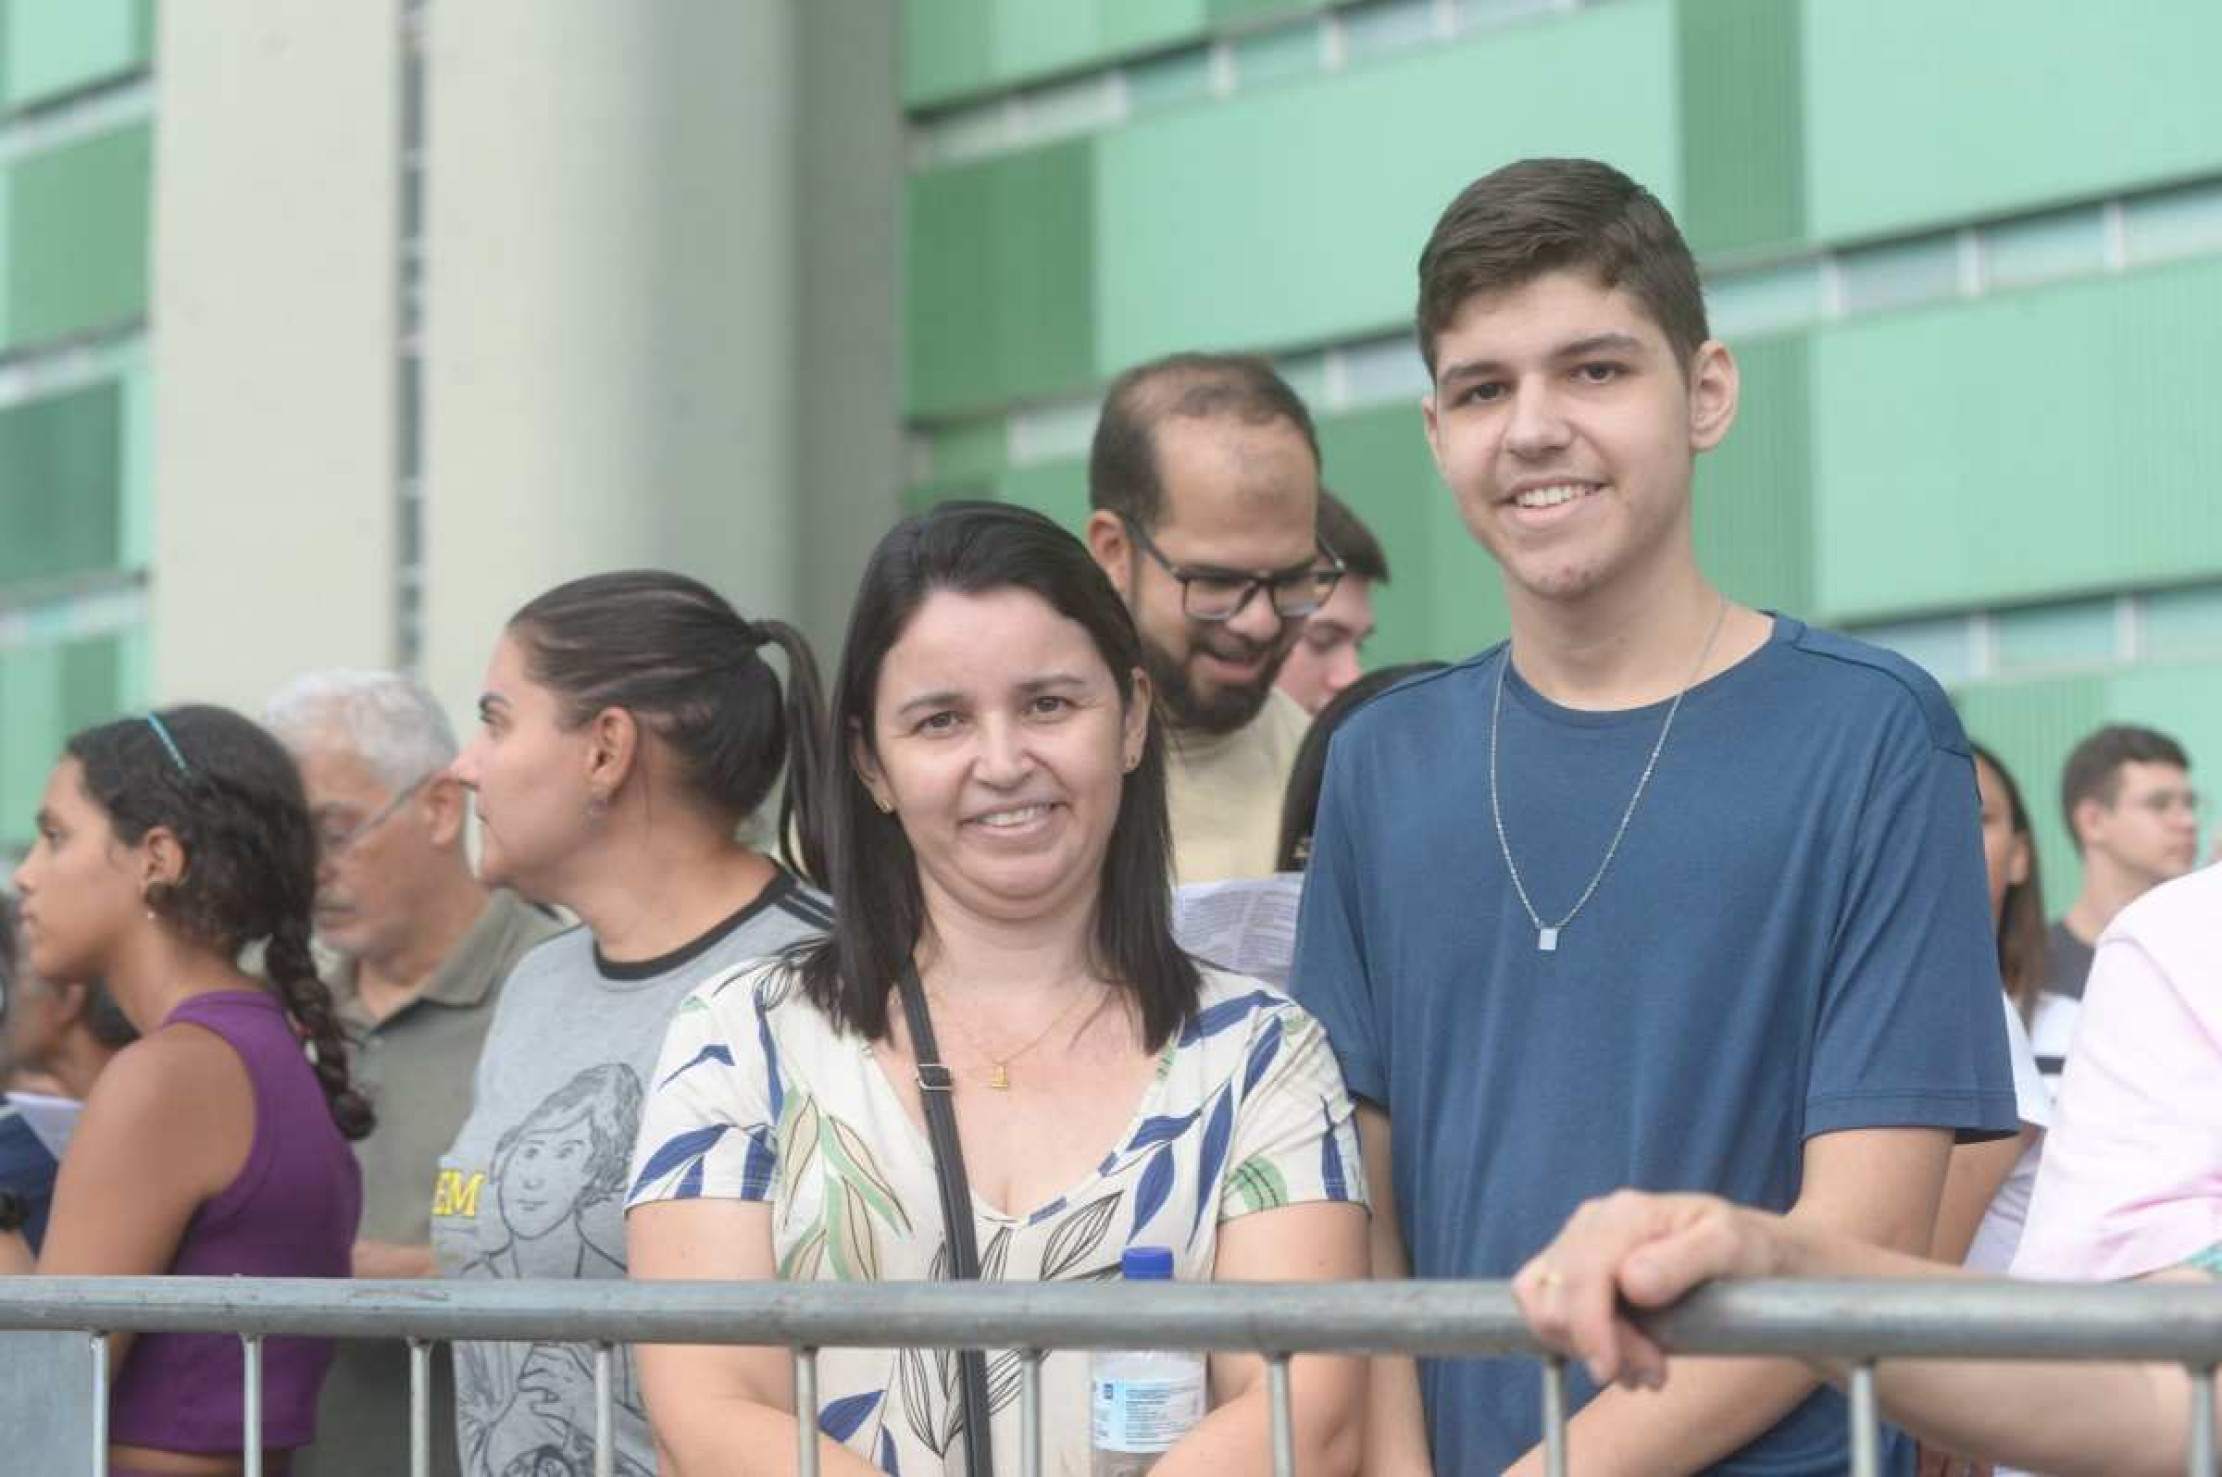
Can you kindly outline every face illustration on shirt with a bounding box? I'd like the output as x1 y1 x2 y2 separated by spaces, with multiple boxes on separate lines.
497 1112 601 1243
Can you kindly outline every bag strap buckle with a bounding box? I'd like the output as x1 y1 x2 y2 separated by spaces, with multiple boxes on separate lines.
915 1063 956 1094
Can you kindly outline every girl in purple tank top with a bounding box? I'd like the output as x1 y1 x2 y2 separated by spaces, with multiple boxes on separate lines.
6 706 371 1475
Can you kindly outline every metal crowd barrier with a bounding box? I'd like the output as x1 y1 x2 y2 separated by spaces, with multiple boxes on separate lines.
3 1276 2221 1477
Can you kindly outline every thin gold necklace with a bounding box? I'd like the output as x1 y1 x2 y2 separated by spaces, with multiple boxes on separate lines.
924 977 1104 1090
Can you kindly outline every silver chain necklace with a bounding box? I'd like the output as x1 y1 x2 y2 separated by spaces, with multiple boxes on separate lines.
1488 597 1730 953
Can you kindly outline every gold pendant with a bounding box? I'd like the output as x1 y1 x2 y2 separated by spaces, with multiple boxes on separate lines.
988 1062 1011 1090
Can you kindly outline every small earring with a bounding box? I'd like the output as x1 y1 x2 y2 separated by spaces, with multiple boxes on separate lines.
873 794 895 815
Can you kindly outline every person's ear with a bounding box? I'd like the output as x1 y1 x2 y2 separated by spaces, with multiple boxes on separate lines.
1121 667 1154 772
1687 340 1740 452
1421 387 1448 480
849 722 895 816
583 707 641 811
420 774 471 849
2072 795 2110 852
1085 511 1135 601
139 825 189 894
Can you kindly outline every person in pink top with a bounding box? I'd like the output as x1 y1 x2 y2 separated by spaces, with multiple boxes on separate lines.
2011 861 2222 1284
1506 861 2222 1477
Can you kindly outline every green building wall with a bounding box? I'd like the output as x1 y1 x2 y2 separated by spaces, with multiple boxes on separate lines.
902 0 2222 895
0 0 153 843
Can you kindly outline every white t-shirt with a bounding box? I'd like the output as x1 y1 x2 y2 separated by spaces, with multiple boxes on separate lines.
1964 994 2054 1273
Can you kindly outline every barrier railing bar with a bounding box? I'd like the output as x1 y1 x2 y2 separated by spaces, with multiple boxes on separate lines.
1267 1354 1294 1476
1848 1363 1878 1477
593 1342 614 1477
90 1331 108 1477
242 1333 264 1477
11 1277 2222 1362
408 1338 431 1477
795 1347 819 1477
1021 1348 1043 1477
2189 1364 2215 1477
1541 1355 1568 1477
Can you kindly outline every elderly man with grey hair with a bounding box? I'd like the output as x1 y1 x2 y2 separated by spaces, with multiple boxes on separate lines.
266 670 561 1477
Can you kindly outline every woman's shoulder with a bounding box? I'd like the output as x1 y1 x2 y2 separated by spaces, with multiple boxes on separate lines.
1178 965 1325 1049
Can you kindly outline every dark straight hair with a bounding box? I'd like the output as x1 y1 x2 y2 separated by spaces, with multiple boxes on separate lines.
1276 662 1445 872
1971 742 2048 1021
797 501 1201 1049
507 570 829 885
66 706 373 1139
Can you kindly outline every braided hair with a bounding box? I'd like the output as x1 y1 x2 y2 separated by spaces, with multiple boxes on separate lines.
66 706 374 1140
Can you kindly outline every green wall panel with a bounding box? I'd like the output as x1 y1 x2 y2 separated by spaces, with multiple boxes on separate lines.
0 633 129 848
1956 661 2222 921
1 0 151 112
908 138 1097 418
1675 0 1803 258
1316 400 1506 667
1803 0 2222 245
3 121 152 350
1090 0 1678 384
1692 333 1811 617
0 380 123 585
903 0 1325 108
1812 260 2222 623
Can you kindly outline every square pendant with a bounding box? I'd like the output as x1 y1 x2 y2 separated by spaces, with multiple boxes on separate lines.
1537 927 1560 953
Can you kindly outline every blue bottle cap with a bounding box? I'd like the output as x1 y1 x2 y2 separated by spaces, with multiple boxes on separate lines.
1121 1246 1175 1281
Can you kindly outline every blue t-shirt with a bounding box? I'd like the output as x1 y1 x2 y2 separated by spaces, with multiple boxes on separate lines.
0 1100 60 1253
1290 616 2017 1475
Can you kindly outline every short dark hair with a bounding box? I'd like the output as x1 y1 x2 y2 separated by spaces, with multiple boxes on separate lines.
1970 743 2048 1020
1088 352 1321 530
796 501 1201 1049
2060 723 2192 847
1416 157 1710 378
1318 490 1389 584
1276 662 1446 872
508 571 829 883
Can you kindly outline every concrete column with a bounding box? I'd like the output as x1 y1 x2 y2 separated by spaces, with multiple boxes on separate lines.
150 0 402 709
419 1 805 711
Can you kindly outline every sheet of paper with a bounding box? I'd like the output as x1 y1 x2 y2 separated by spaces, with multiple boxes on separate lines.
5 1093 82 1160
1171 874 1305 989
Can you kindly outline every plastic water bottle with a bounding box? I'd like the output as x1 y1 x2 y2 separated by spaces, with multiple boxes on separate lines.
1090 1246 1207 1475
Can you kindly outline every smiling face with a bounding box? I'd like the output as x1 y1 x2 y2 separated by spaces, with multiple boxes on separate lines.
447 632 601 897
857 586 1150 930
1422 269 1737 612
10 759 148 987
1091 414 1320 736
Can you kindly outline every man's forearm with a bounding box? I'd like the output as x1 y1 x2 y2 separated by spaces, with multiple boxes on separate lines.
1507 1355 1818 1476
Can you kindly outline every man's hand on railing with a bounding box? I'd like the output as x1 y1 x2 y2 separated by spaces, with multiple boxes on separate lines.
1510 1190 1792 1390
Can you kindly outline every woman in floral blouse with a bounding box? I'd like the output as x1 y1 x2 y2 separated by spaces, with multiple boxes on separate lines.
626 502 1368 1475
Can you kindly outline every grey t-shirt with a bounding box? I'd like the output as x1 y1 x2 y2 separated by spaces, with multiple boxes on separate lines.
430 871 831 1477
2044 918 2096 1000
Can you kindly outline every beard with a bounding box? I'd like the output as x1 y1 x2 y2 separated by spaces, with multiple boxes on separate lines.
1142 625 1289 737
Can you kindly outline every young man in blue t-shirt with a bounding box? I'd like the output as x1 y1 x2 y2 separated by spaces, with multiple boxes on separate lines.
1288 158 2017 1474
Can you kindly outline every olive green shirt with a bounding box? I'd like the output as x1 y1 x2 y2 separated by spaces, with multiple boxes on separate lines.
299 888 561 1477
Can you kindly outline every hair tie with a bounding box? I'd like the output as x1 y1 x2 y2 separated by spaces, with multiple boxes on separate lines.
145 713 192 775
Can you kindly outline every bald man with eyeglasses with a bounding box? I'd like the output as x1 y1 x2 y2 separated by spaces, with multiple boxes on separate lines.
1085 352 1340 883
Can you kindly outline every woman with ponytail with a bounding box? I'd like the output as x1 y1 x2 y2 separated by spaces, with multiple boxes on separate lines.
436 571 832 1477
6 705 367 1475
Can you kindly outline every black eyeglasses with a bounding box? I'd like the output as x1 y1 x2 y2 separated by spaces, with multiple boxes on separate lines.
1122 516 1345 623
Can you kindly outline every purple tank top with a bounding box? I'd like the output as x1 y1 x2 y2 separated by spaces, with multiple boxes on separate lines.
109 989 363 1454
